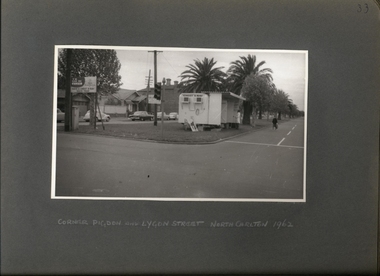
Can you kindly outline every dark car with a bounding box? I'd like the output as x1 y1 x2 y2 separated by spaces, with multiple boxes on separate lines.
129 111 153 121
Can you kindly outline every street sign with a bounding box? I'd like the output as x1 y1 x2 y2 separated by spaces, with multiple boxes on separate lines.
148 94 161 104
71 77 97 93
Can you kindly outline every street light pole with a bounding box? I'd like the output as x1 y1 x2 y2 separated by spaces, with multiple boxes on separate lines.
146 69 151 112
161 78 166 139
148 50 162 126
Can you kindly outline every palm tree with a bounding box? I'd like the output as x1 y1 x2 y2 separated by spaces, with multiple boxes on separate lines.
227 54 273 95
287 99 300 118
178 57 226 93
227 55 273 124
271 89 289 120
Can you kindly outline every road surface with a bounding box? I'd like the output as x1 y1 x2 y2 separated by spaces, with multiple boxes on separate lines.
54 118 305 200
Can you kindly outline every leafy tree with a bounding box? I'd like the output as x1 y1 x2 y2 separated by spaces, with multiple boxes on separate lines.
241 73 274 126
227 55 273 124
58 49 122 124
178 57 226 93
258 82 276 119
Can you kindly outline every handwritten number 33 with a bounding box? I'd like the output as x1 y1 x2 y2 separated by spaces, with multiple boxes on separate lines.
358 3 369 13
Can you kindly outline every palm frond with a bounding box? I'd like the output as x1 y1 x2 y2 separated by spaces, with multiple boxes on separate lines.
179 57 226 93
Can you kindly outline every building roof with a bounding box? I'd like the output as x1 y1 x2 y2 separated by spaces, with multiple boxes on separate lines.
133 95 146 102
57 89 90 101
124 95 147 104
114 88 138 100
57 88 137 101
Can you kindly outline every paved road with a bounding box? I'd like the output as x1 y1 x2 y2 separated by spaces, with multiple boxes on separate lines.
54 118 305 200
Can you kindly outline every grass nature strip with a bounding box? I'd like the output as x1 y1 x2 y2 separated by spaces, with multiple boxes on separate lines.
57 120 273 143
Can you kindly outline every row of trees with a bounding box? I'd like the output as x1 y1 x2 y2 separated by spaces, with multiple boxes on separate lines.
178 55 302 125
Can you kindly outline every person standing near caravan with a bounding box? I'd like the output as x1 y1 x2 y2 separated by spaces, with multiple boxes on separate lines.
272 117 278 129
236 110 241 129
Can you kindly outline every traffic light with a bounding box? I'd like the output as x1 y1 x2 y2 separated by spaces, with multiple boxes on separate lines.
154 83 161 100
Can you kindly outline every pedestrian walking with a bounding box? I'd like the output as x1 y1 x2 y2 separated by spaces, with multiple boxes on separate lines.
272 117 278 129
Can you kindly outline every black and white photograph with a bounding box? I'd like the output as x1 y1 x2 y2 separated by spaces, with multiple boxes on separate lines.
53 46 308 201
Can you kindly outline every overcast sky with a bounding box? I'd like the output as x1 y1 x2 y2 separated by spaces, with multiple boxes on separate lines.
115 47 308 110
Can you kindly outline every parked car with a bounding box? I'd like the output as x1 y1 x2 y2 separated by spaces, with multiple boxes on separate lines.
83 110 111 122
129 111 153 121
157 112 170 120
57 108 65 122
169 112 178 120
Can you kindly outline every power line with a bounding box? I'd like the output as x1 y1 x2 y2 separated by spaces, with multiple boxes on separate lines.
162 52 181 79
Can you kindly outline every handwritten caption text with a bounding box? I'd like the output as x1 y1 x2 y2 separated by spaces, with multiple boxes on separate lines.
57 219 294 229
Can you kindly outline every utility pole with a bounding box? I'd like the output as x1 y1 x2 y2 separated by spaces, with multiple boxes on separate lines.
148 50 162 126
146 69 151 112
64 49 72 132
161 78 166 139
94 93 97 129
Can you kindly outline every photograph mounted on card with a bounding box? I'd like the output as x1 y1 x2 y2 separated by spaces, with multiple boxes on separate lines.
52 45 308 202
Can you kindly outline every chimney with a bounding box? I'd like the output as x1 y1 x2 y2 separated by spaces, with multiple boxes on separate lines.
174 81 179 86
166 78 171 85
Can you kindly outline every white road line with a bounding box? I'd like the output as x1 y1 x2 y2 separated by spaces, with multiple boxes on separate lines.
287 131 291 135
277 138 285 146
224 140 303 149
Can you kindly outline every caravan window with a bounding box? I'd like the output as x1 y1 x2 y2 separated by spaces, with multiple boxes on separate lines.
182 97 190 103
195 97 203 103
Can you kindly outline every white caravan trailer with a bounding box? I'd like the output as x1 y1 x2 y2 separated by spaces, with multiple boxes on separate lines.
178 91 245 130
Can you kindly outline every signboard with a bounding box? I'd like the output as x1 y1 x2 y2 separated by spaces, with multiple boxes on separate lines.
71 77 97 93
148 94 161 104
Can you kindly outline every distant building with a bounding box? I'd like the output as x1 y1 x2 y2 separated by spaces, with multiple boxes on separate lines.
57 88 142 117
101 88 142 116
57 79 181 117
110 88 146 113
57 89 90 116
137 78 180 114
102 88 137 107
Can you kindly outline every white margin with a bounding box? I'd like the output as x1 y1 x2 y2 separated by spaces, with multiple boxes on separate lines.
51 46 59 198
303 51 309 202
